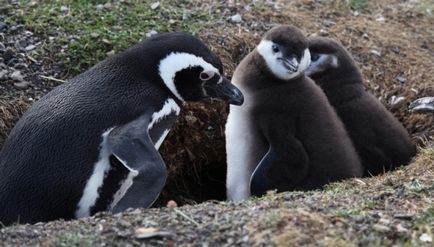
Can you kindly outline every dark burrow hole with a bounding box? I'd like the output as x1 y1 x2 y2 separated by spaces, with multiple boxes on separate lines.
153 161 227 207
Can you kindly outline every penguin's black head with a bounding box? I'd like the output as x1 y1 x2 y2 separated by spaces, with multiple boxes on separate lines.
306 36 360 82
256 25 311 80
154 33 243 105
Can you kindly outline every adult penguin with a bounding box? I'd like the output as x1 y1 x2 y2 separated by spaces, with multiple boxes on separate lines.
0 32 243 226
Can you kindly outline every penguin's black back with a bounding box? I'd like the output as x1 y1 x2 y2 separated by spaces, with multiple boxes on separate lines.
0 32 212 225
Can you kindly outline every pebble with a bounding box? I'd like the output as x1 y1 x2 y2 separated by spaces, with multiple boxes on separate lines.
396 76 406 83
395 224 408 233
13 81 30 89
419 233 432 243
103 3 112 9
0 69 8 80
60 6 69 12
15 39 28 51
230 14 243 23
372 224 390 233
25 44 36 51
370 49 381 56
151 2 160 10
96 4 104 11
0 21 6 31
10 70 24 81
145 30 158 38
0 42 5 52
3 47 15 61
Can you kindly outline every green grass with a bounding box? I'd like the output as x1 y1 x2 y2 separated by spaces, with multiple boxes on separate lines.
8 0 215 75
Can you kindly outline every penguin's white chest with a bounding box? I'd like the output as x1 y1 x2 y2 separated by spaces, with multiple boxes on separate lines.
148 98 181 149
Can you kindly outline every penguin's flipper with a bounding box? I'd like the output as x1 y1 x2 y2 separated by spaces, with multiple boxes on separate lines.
108 115 167 213
250 123 310 197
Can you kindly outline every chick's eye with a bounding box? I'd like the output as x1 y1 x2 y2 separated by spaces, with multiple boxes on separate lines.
272 44 279 53
311 54 320 62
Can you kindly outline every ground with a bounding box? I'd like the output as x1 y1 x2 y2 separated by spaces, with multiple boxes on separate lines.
0 0 433 246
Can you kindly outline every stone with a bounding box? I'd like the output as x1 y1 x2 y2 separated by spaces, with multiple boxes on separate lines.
0 42 5 52
0 69 8 81
230 14 243 23
15 39 28 51
10 70 24 81
145 30 158 38
13 81 30 89
0 21 6 31
3 48 15 62
151 2 160 10
103 3 112 9
25 44 36 51
96 4 104 10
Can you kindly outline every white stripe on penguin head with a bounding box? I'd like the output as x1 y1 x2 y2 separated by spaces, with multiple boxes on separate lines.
158 52 220 102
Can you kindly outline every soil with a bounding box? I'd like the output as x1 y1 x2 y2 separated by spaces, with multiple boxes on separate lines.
0 0 433 246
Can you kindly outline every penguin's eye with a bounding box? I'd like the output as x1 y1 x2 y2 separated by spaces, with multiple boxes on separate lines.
311 53 320 62
200 71 215 81
272 44 280 53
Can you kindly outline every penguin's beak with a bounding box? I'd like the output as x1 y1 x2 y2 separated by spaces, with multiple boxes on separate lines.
204 77 244 106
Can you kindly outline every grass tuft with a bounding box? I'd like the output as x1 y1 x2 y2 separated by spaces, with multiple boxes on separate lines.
9 0 215 75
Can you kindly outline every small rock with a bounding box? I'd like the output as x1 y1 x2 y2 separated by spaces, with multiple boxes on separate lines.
167 200 177 208
419 233 432 243
230 14 243 23
151 2 160 10
14 63 27 69
10 70 24 81
370 49 381 56
376 16 385 22
0 42 5 52
395 224 408 233
15 39 28 51
0 69 8 81
106 50 115 56
391 47 400 54
103 2 112 9
13 81 30 89
390 95 406 108
396 76 406 83
134 227 173 239
96 4 104 10
90 32 100 38
393 214 413 220
145 30 158 38
25 44 36 51
102 38 111 44
323 20 336 27
373 224 390 233
379 218 390 225
0 21 6 31
60 6 69 12
10 25 24 33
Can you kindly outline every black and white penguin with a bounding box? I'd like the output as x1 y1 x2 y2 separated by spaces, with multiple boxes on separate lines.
0 32 243 226
306 36 416 176
225 25 362 201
